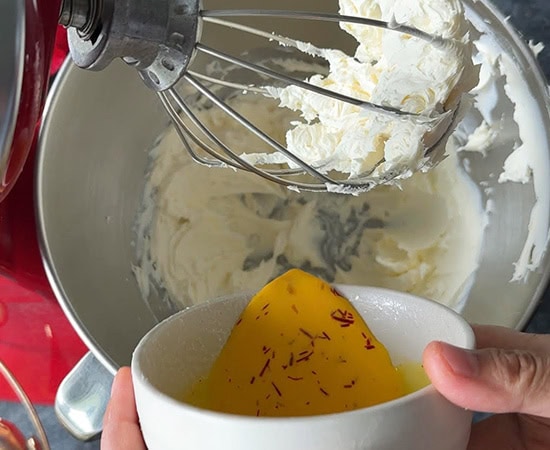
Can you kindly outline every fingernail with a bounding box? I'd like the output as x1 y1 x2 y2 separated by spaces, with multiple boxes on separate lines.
439 342 480 378
111 370 123 396
110 378 118 396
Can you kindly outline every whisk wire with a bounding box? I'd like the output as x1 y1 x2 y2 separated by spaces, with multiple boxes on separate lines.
165 78 381 191
163 78 401 192
187 71 265 95
183 73 339 184
161 89 308 177
161 89 322 177
195 42 413 117
167 75 345 190
201 10 450 48
159 91 241 169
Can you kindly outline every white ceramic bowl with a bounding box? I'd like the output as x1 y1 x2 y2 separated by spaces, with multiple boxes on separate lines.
132 286 475 450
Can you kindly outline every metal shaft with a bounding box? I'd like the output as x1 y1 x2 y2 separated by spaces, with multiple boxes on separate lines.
60 0 201 91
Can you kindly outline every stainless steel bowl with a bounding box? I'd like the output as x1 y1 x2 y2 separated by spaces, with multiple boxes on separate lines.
36 0 550 440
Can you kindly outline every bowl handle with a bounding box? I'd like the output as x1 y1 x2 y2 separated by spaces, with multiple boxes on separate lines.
54 352 114 441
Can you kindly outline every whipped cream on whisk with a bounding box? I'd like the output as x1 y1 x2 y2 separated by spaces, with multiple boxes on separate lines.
242 0 478 180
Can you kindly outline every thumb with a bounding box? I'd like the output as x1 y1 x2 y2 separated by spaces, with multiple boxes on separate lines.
423 341 550 418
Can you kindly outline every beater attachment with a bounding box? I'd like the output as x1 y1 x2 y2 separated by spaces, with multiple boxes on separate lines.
59 0 463 193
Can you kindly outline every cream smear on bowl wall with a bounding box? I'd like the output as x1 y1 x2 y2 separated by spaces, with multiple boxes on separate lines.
133 0 550 314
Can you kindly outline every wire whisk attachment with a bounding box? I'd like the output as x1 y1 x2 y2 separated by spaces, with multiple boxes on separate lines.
62 0 472 193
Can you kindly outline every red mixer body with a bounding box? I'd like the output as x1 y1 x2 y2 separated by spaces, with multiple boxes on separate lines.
0 0 87 403
0 0 60 289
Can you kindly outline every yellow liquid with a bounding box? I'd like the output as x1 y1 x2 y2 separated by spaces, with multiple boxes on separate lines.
182 270 431 417
183 362 430 415
396 362 431 393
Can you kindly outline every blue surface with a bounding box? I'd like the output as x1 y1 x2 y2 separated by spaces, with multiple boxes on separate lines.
1 0 549 448
0 403 99 449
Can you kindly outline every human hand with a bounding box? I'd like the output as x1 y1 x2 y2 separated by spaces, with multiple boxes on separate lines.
101 367 146 450
423 325 550 450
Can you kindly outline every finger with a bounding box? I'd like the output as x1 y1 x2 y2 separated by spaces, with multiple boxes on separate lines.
473 325 550 353
101 367 146 450
104 367 138 424
467 414 523 450
468 414 550 450
423 341 550 417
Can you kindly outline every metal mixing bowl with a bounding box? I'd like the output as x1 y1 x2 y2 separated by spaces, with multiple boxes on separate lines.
36 0 550 440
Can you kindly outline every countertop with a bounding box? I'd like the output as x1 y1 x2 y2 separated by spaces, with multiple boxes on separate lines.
0 0 549 448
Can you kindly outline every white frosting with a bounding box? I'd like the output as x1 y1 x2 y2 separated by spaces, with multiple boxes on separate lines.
139 94 484 309
460 32 550 281
457 121 496 155
528 40 545 58
498 53 550 280
240 0 478 182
